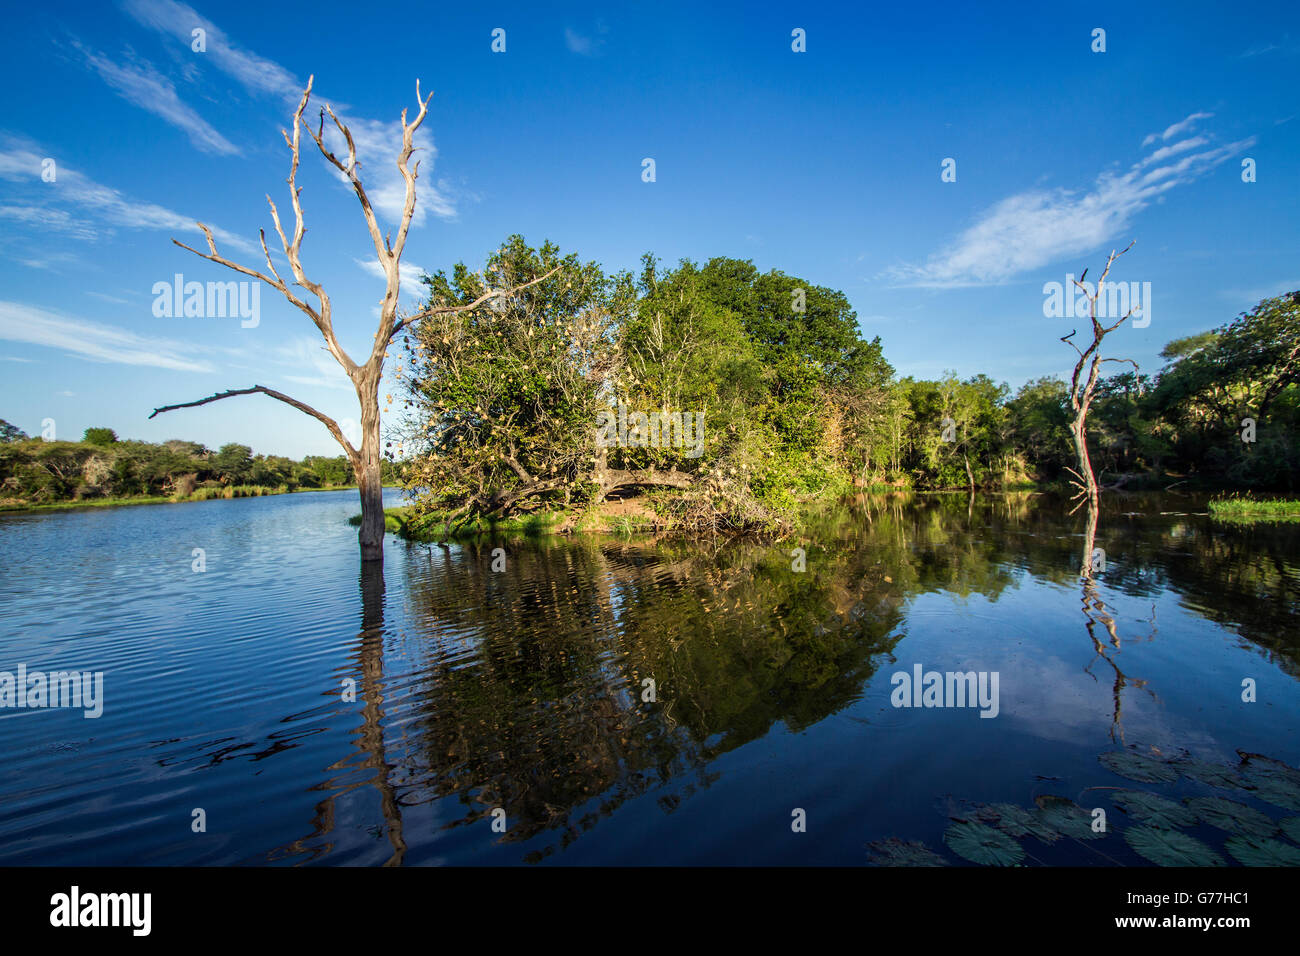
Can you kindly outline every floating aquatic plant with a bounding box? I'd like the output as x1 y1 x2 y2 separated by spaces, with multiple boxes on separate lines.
1034 794 1106 840
1099 749 1178 783
1171 757 1246 790
1125 826 1226 867
1185 796 1278 838
1236 756 1300 811
1224 835 1300 867
1110 790 1197 830
943 821 1025 866
866 837 949 867
972 802 1060 843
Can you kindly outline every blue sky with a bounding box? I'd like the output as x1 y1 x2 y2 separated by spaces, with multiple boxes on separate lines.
1 0 1296 457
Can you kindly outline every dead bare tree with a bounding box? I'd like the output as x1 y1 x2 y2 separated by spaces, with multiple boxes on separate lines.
1059 241 1141 524
150 76 555 562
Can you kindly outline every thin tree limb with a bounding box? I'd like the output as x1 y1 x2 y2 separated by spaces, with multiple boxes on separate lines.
150 386 358 459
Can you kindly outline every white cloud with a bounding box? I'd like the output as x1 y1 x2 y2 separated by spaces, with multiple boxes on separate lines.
889 120 1254 289
123 0 456 224
121 0 301 99
1141 111 1213 147
323 114 454 226
0 301 215 372
72 39 239 155
0 134 257 254
565 28 595 55
272 336 352 390
354 257 430 300
564 20 609 56
86 291 132 305
0 205 99 241
1137 136 1208 167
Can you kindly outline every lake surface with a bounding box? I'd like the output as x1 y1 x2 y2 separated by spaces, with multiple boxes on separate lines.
1 489 1298 866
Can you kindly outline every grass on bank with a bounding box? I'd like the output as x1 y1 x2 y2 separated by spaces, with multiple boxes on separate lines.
0 484 365 513
1208 496 1300 525
350 506 570 539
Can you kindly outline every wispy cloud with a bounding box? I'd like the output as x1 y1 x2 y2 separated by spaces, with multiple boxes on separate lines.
888 114 1253 289
71 39 239 155
1239 35 1300 58
86 291 132 305
272 336 352 390
1141 111 1213 148
354 257 430 299
15 251 81 273
121 0 301 99
123 0 455 224
0 301 215 372
565 20 609 56
0 134 256 253
0 204 98 241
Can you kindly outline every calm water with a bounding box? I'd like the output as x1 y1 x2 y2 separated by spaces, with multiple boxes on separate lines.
1 489 1297 866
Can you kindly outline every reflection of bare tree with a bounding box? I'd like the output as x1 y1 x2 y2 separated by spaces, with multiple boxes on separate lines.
269 562 406 865
1078 498 1151 741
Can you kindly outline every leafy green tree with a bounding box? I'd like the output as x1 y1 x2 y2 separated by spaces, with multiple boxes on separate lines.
0 420 27 443
213 443 254 483
83 427 117 447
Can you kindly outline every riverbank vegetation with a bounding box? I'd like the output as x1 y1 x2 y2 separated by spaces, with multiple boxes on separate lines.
392 236 1299 536
0 426 398 510
1208 496 1300 525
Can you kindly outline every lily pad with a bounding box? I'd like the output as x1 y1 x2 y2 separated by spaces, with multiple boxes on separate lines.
1184 797 1277 838
1224 836 1300 867
1172 757 1246 790
1099 750 1178 783
1111 790 1197 829
943 821 1025 866
866 838 949 867
1035 794 1106 840
1280 817 1300 844
1244 776 1300 812
1238 754 1300 788
1236 762 1300 811
1125 826 1226 866
972 802 1060 843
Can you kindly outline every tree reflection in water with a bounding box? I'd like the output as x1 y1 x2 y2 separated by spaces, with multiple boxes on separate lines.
267 492 1300 863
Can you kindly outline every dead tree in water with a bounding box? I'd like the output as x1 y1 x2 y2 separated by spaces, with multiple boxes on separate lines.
150 76 554 562
1059 240 1141 523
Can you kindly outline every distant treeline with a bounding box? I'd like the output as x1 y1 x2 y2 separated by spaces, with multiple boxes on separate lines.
0 425 397 505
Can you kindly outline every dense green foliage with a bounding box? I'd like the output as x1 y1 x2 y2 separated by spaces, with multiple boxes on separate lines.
0 432 392 506
396 237 1298 530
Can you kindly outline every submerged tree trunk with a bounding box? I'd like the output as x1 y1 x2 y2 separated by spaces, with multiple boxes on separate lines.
355 380 385 561
1069 415 1099 512
356 459 386 561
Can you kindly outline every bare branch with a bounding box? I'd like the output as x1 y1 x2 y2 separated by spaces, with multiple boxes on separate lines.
392 265 562 339
150 385 358 459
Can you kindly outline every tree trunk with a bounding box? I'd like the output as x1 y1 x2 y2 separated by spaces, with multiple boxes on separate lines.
356 385 385 562
357 459 385 562
1070 416 1099 508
